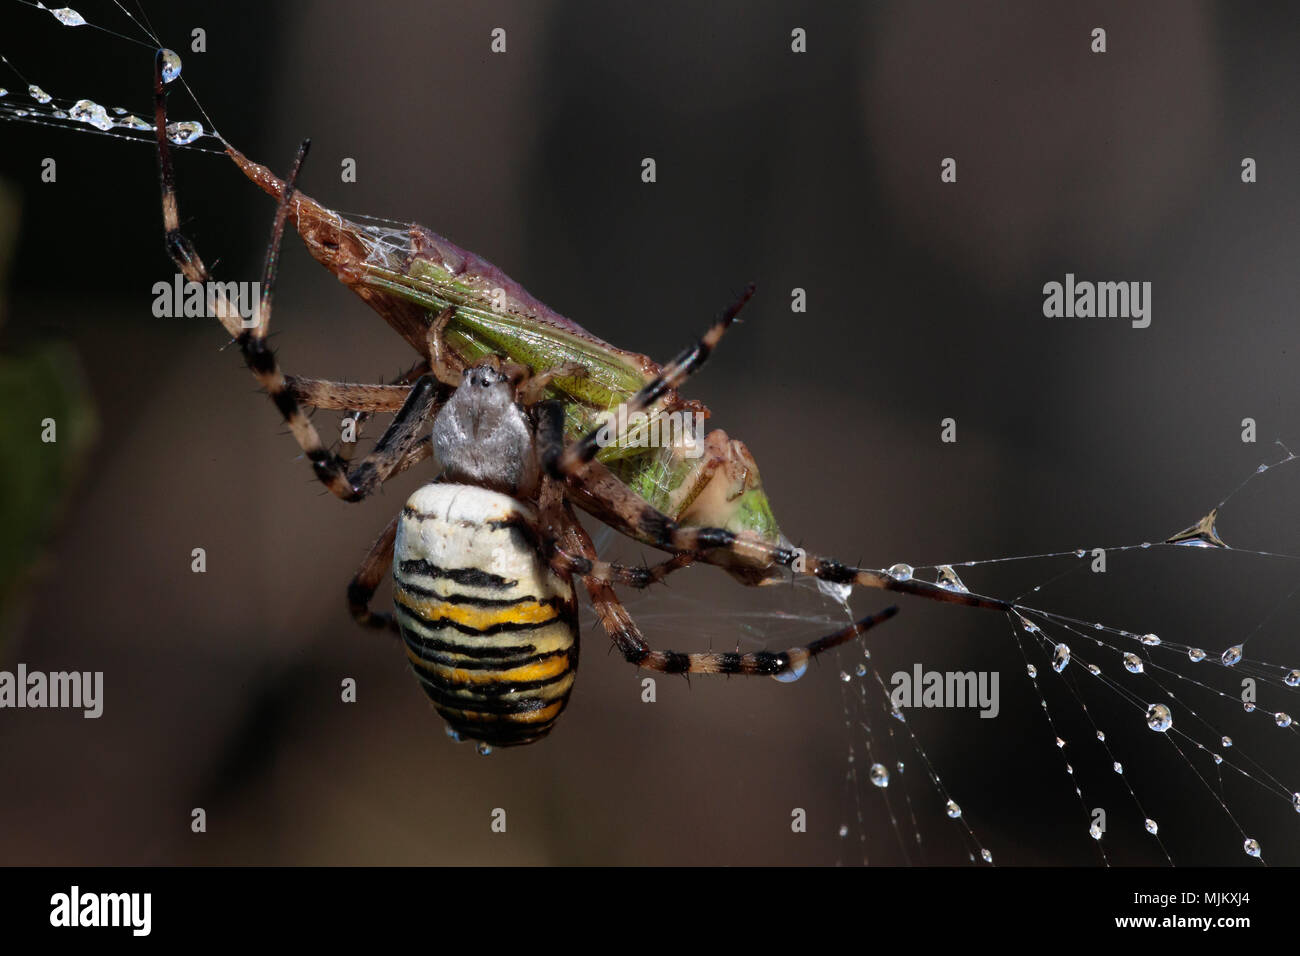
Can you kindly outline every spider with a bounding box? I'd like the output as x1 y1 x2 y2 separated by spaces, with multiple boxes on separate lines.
149 53 1009 746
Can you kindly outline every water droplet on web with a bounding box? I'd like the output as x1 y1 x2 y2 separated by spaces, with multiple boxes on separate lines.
1087 664 1101 676
854 663 866 677
1074 549 1086 557
869 763 890 788
1213 753 1223 764
1243 701 1256 713
51 109 66 118
1188 647 1207 662
116 114 151 131
1018 614 1040 634
1221 644 1243 666
110 106 126 115
887 563 913 582
1139 633 1161 646
1123 653 1144 674
1243 838 1261 858
1113 761 1123 774
1286 669 1300 687
165 120 204 145
27 84 51 104
1055 737 1066 748
49 6 86 26
891 705 906 723
160 48 183 84
838 671 851 683
1292 793 1300 813
771 658 807 683
1096 730 1106 742
1145 818 1159 834
69 98 112 131
1025 663 1038 677
0 88 8 97
444 726 461 742
980 848 993 863
1141 541 1152 549
1052 643 1071 673
838 824 849 838
1276 712 1292 728
476 741 493 756
1165 508 1228 548
1221 735 1233 747
945 799 961 819
1089 822 1103 840
1146 703 1173 732
935 564 968 593
896 761 904 773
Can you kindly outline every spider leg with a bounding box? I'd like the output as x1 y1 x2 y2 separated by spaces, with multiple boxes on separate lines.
155 51 418 502
556 284 753 474
557 503 897 676
347 512 401 632
426 306 465 386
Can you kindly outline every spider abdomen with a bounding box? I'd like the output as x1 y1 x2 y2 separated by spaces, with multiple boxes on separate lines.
393 483 579 747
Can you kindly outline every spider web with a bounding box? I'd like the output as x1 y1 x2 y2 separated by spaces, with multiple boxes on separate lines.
4 1 1298 868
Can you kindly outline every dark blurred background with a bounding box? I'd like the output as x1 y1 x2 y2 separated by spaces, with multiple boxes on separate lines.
1 0 1299 865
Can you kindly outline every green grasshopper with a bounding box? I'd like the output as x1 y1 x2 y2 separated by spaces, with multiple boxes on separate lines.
224 145 785 581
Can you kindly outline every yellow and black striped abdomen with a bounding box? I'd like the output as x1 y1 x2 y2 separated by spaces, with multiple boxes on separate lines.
393 483 579 747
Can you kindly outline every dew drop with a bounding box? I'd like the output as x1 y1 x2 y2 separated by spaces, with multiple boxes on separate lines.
887 563 913 582
1243 838 1261 858
444 726 461 742
838 671 851 683
1221 644 1243 666
935 564 968 593
49 6 86 26
854 663 866 677
476 741 493 756
771 656 807 683
945 799 961 819
1286 669 1300 687
1087 664 1101 676
1123 653 1144 674
1188 647 1207 662
1166 508 1228 548
1074 548 1086 557
1095 730 1106 742
165 120 204 145
1146 703 1173 732
1089 822 1103 841
1055 736 1066 748
896 761 904 773
1144 818 1159 834
869 763 890 788
1026 664 1037 678
69 98 112 131
1018 615 1040 634
1243 701 1256 714
1292 793 1300 813
1276 712 1293 728
27 84 52 105
980 848 993 863
838 824 849 838
116 114 151 131
1113 761 1123 774
1221 735 1232 747
0 88 8 97
1052 643 1071 673
1213 753 1223 765
1139 633 1161 646
111 105 126 115
160 48 183 84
